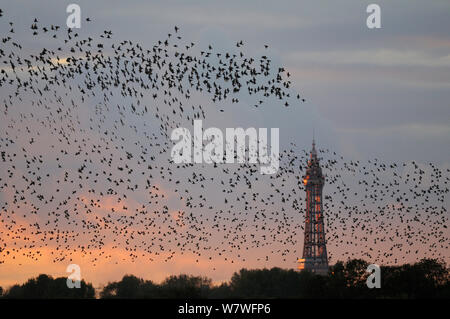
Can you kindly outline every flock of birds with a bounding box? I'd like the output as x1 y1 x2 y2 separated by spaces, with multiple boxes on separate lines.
0 10 448 270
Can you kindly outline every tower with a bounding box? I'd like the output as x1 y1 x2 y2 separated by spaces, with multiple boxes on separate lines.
298 139 329 275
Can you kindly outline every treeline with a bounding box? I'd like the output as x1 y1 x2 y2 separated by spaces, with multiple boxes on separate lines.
1 258 449 299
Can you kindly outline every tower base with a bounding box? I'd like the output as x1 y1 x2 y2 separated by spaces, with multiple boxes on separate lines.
298 258 329 275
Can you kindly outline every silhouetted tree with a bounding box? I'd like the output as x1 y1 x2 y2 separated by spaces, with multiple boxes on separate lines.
380 258 449 298
3 274 95 298
2 259 449 298
101 275 159 298
327 261 347 298
229 267 323 298
209 282 233 298
159 274 212 298
100 274 211 298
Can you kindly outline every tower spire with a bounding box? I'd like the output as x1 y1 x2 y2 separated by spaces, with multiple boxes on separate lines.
311 130 317 160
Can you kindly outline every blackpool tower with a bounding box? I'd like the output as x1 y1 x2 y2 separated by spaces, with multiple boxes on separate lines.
298 139 329 275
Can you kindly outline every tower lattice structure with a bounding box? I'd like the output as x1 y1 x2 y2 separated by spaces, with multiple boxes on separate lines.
298 139 329 275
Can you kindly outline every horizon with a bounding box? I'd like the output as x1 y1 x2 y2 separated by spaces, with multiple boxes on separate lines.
2 257 446 292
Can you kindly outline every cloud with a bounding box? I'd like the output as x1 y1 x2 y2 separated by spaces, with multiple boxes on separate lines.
98 1 317 30
286 49 450 68
336 123 450 138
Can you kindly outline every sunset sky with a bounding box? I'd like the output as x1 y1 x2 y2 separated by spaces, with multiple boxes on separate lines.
0 0 449 289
